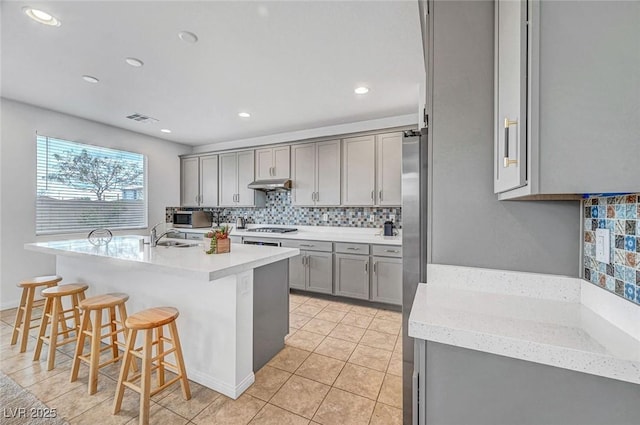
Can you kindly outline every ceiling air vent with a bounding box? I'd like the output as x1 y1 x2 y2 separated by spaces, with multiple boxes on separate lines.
125 113 159 124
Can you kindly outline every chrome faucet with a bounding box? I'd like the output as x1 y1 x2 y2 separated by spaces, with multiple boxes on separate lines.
150 222 170 247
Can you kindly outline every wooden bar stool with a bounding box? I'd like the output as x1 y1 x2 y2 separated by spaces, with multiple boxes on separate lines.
113 307 191 425
11 275 63 353
70 293 135 395
33 283 88 371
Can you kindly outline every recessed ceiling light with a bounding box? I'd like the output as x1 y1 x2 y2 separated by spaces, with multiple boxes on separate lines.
160 129 172 134
23 7 61 26
178 31 198 44
238 112 251 118
82 75 99 84
354 86 369 95
125 57 144 68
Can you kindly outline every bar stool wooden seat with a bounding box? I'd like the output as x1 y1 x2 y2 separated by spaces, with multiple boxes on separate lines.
70 293 135 395
113 307 191 425
33 283 88 371
11 275 63 353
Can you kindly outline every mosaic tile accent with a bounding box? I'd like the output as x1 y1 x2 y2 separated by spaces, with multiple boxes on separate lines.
166 191 401 229
583 194 640 305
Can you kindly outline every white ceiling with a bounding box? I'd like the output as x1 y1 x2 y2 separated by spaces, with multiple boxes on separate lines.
1 1 423 146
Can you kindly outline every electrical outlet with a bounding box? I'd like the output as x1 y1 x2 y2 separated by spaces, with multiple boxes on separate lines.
595 228 610 262
369 215 375 222
389 214 395 222
322 213 329 222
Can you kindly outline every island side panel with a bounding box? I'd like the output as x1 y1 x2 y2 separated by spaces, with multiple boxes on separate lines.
253 259 289 371
56 255 255 399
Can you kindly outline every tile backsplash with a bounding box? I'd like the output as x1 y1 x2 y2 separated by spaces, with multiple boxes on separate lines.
583 194 639 305
166 191 401 229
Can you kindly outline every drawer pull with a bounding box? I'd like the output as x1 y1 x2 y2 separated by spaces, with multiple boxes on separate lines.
503 117 518 168
300 244 314 247
385 249 399 253
347 247 360 250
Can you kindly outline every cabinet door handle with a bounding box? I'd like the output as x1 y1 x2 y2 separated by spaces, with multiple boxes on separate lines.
379 191 383 202
373 262 377 273
301 255 305 265
365 262 369 273
371 191 374 201
347 247 360 251
503 117 518 167
315 192 319 202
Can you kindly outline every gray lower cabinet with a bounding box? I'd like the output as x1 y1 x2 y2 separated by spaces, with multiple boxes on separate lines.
284 240 333 294
371 256 402 305
306 251 332 294
415 340 640 425
288 251 306 290
334 253 370 300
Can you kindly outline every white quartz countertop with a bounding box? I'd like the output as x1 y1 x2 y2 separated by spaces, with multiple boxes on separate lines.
172 224 402 246
25 236 299 282
408 265 640 385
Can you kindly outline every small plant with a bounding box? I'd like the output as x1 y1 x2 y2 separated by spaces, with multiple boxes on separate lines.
205 225 230 254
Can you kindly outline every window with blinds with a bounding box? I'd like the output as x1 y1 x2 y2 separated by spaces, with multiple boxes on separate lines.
36 135 147 235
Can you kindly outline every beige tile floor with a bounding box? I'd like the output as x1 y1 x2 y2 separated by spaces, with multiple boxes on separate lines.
0 293 402 425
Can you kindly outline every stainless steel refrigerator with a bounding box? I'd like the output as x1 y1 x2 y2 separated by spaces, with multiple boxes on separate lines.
402 128 429 424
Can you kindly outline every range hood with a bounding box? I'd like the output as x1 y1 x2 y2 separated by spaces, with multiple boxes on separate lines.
247 179 292 191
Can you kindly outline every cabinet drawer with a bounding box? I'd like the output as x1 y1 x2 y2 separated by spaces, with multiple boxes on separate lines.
371 245 402 258
335 242 369 255
185 233 204 241
166 231 186 239
280 240 332 252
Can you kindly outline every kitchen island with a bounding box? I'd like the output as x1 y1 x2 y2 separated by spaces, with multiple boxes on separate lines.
24 236 299 399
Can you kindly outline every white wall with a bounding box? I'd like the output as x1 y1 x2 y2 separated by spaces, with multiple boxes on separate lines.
0 98 191 308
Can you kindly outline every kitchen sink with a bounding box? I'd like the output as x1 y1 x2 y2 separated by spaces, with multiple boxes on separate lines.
155 241 199 248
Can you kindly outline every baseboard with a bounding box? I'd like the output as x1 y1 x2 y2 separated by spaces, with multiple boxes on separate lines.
1 299 19 311
188 369 255 400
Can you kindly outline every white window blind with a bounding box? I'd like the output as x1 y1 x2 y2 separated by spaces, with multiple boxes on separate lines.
36 135 147 235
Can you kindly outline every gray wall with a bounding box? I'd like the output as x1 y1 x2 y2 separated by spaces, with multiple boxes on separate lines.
0 99 190 308
429 0 579 277
426 341 640 425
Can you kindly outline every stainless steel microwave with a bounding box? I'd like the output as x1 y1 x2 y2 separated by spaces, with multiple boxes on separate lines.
172 211 212 228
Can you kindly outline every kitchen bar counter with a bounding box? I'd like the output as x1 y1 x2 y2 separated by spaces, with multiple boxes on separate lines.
25 236 298 281
173 224 402 246
24 236 299 398
408 265 640 385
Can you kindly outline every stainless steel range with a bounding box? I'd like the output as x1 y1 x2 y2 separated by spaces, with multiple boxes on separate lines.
242 227 298 247
246 228 298 234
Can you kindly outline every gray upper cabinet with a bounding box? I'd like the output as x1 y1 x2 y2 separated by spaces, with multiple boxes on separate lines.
180 157 200 207
495 0 640 199
335 253 370 300
255 146 290 181
291 140 341 207
376 132 402 206
199 155 219 207
494 0 527 194
219 150 265 207
180 155 218 207
342 135 376 206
